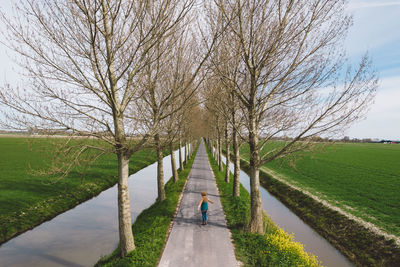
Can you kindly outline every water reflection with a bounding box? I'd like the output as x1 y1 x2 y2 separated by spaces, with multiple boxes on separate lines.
221 155 353 267
0 150 181 267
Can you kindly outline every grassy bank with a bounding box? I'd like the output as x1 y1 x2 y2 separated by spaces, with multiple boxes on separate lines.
237 157 400 266
206 144 320 266
0 137 166 245
95 144 198 267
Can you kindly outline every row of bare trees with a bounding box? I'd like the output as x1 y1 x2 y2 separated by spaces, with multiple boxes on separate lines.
0 0 378 260
203 0 377 234
0 0 208 257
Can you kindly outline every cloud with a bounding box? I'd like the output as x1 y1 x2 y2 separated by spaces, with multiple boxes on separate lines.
345 0 400 77
346 76 400 140
346 6 400 52
348 1 400 10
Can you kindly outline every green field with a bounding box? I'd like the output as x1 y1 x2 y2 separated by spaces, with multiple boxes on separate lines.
0 136 160 244
240 142 400 237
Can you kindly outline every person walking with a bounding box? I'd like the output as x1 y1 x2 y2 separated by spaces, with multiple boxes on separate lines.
197 191 214 225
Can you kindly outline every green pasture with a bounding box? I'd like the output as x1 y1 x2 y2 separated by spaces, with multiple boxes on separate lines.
0 136 160 243
240 142 400 237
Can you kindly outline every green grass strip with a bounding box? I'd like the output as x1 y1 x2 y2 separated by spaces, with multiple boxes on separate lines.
205 144 321 267
95 145 198 267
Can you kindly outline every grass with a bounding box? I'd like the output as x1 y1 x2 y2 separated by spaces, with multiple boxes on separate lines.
237 142 400 266
95 144 198 267
205 143 321 267
0 137 164 244
240 142 400 237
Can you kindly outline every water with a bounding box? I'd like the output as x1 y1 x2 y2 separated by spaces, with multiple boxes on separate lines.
221 155 354 267
0 149 183 267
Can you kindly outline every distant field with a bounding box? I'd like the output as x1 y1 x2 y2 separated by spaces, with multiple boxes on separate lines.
0 137 159 243
240 142 400 237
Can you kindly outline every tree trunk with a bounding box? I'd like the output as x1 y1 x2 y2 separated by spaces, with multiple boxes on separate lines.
232 124 240 197
114 105 134 256
170 142 178 182
155 134 165 201
117 152 135 256
248 119 263 234
179 137 184 171
225 124 230 182
214 140 217 158
214 139 217 157
215 138 218 158
218 133 223 171
184 141 188 163
249 162 263 233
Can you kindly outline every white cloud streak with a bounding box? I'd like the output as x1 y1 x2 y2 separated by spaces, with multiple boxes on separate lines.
348 1 400 10
346 75 400 140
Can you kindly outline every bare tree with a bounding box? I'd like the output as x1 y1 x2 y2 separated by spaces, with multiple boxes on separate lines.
230 92 246 196
0 0 197 257
165 113 180 182
204 64 246 195
203 79 225 171
178 131 185 170
205 15 248 196
224 120 230 182
137 11 217 201
206 86 245 195
161 40 200 183
210 0 378 233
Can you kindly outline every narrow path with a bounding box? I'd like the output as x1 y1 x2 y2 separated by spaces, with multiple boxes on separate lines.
158 141 238 267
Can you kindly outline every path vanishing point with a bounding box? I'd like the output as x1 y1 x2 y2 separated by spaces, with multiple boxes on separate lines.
158 141 238 267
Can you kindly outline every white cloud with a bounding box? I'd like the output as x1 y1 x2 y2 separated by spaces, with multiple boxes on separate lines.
346 76 400 140
345 1 400 56
348 1 400 10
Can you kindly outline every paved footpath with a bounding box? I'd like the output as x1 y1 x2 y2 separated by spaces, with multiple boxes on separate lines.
158 141 238 267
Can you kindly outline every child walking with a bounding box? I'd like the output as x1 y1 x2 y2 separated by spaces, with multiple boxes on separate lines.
197 191 214 225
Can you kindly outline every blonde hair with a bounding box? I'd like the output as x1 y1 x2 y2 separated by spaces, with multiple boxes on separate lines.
201 191 207 196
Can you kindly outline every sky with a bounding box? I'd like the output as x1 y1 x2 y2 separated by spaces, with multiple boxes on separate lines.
0 0 399 140
344 0 400 140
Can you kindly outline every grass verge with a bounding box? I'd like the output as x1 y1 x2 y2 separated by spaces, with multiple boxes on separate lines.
206 144 321 266
95 145 198 267
238 157 400 266
0 137 168 245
